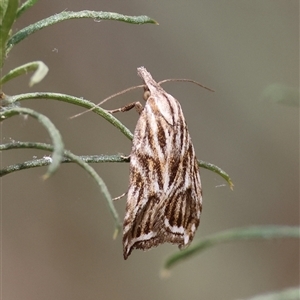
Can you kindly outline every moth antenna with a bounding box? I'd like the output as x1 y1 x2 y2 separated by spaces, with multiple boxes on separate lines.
70 84 144 119
98 84 144 106
158 79 215 93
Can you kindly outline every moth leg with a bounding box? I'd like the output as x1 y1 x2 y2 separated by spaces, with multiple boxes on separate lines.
107 101 144 115
113 191 128 201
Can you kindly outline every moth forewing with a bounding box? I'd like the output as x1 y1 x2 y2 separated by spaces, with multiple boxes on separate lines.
121 67 202 260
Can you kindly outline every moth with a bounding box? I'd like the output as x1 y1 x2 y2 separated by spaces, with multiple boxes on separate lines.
111 67 203 259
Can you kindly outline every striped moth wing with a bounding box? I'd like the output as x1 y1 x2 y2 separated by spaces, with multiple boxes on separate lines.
123 67 202 259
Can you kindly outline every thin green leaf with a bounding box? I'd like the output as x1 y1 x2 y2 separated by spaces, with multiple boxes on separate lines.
163 226 300 272
238 286 300 300
16 0 39 19
0 0 18 67
1 60 49 86
198 160 234 190
6 10 158 53
0 107 64 177
0 0 9 23
262 83 300 107
9 92 133 140
0 141 127 176
0 141 121 234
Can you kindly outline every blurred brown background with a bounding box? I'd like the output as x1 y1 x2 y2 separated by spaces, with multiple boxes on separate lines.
1 1 299 299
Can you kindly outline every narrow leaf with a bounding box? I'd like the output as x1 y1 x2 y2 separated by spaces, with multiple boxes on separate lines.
238 286 300 300
163 226 300 272
16 0 39 19
1 61 49 86
0 0 18 67
0 107 64 177
198 160 234 190
6 10 158 53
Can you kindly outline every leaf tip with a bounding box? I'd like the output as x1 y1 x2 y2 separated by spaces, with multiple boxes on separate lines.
41 173 50 180
113 226 121 240
159 268 171 279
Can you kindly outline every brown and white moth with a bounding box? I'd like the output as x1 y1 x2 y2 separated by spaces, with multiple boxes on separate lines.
111 67 202 259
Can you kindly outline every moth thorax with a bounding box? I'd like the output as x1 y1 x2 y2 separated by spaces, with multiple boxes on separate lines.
143 89 151 102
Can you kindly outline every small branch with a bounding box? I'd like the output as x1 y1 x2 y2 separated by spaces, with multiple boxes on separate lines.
0 140 231 188
0 141 128 177
162 226 300 272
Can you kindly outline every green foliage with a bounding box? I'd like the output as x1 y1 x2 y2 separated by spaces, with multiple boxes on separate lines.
163 226 300 271
0 61 48 86
0 3 298 299
0 2 232 230
0 0 158 234
0 0 18 67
